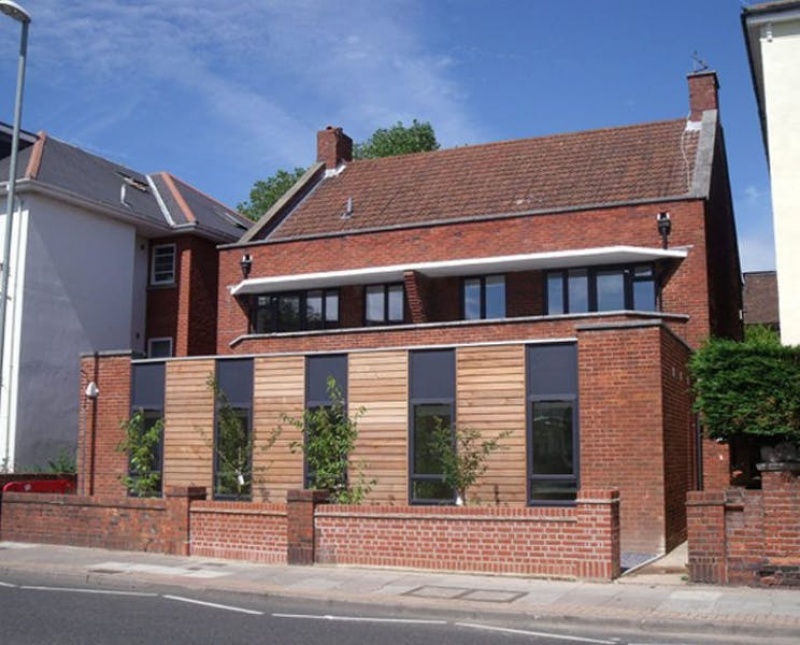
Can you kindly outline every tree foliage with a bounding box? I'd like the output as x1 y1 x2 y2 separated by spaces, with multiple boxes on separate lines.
689 330 800 444
284 377 374 504
118 409 163 498
353 119 440 160
429 418 509 504
237 167 307 221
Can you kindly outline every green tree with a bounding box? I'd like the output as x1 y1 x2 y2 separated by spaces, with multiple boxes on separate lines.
429 418 509 505
689 333 800 444
354 119 439 160
118 409 163 498
284 377 374 504
237 167 307 221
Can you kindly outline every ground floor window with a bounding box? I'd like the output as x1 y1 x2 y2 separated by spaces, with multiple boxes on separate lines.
213 359 254 500
527 343 579 504
409 349 455 503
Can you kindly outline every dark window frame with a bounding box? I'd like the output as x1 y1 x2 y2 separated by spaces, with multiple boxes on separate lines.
249 289 340 333
544 263 657 315
304 355 348 491
129 363 166 498
213 359 254 501
462 274 506 320
526 344 579 507
364 283 405 325
408 349 456 505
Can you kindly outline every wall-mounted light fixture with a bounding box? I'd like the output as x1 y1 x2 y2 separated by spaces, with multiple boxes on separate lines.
656 211 672 249
240 253 253 279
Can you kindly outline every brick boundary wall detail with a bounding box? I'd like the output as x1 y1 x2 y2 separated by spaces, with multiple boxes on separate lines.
190 501 288 563
0 486 204 555
313 489 621 580
687 465 800 587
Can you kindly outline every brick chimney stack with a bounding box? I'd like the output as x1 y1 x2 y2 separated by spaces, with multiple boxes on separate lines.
317 126 353 170
687 70 719 121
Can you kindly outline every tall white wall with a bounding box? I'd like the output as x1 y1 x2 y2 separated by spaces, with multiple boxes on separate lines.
759 17 800 344
10 194 139 468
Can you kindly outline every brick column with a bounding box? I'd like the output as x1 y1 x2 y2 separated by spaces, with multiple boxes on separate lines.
686 490 728 583
575 488 621 580
287 489 327 565
403 270 430 324
759 465 800 586
165 486 207 556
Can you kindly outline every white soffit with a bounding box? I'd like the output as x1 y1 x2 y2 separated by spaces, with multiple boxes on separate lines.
230 245 688 296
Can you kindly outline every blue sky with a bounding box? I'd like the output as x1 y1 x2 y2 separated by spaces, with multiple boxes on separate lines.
0 0 773 271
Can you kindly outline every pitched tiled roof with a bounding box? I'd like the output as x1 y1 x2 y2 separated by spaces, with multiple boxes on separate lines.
0 129 250 242
266 118 700 242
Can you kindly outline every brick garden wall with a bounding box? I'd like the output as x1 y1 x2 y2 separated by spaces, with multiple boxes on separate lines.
0 486 204 555
687 468 800 586
314 489 620 580
1 488 621 580
189 500 288 563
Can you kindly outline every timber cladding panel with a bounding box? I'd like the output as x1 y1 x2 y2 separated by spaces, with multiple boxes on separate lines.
252 355 305 502
163 360 215 489
349 351 409 504
456 345 526 505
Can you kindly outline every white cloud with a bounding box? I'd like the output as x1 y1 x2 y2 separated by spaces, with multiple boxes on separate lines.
12 0 481 177
735 183 775 272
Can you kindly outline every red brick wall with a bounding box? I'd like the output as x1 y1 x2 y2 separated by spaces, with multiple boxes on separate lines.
219 200 713 353
190 501 288 563
78 352 132 497
147 235 219 357
314 489 620 580
660 327 695 551
0 487 202 555
578 323 667 555
687 468 800 586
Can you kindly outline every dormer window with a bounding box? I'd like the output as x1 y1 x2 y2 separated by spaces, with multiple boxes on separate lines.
150 244 176 286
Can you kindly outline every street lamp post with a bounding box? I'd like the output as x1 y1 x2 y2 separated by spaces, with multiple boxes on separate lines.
0 0 30 468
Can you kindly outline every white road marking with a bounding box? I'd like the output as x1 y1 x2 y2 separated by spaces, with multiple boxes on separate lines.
273 613 447 625
20 586 156 597
456 622 617 644
0 581 17 588
163 594 263 615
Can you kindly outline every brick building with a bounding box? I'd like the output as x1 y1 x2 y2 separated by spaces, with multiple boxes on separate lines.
82 71 741 565
0 130 250 469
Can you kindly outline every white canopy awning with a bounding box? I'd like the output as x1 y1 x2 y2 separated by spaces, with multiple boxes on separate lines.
230 245 688 296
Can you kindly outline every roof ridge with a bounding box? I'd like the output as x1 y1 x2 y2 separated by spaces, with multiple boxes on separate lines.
24 130 46 179
159 171 251 226
159 171 196 224
349 116 689 166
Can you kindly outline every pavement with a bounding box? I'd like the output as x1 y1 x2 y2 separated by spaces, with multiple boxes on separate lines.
1 540 799 642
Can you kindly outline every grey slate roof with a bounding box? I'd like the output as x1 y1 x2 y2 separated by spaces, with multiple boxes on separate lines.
0 129 250 242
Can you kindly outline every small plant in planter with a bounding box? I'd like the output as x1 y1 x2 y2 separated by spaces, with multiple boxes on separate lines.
283 377 375 504
429 417 510 505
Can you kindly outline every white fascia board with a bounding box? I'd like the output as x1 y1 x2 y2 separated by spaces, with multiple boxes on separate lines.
230 245 688 296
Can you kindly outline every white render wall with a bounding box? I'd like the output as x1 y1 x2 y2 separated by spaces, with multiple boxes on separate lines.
3 193 140 468
759 16 800 344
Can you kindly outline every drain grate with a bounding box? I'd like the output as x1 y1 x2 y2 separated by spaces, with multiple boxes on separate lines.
404 585 525 603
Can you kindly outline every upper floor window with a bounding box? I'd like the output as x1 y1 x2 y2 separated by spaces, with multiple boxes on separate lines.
251 289 339 333
150 244 176 286
147 337 173 359
546 265 656 315
463 275 505 320
365 283 404 325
